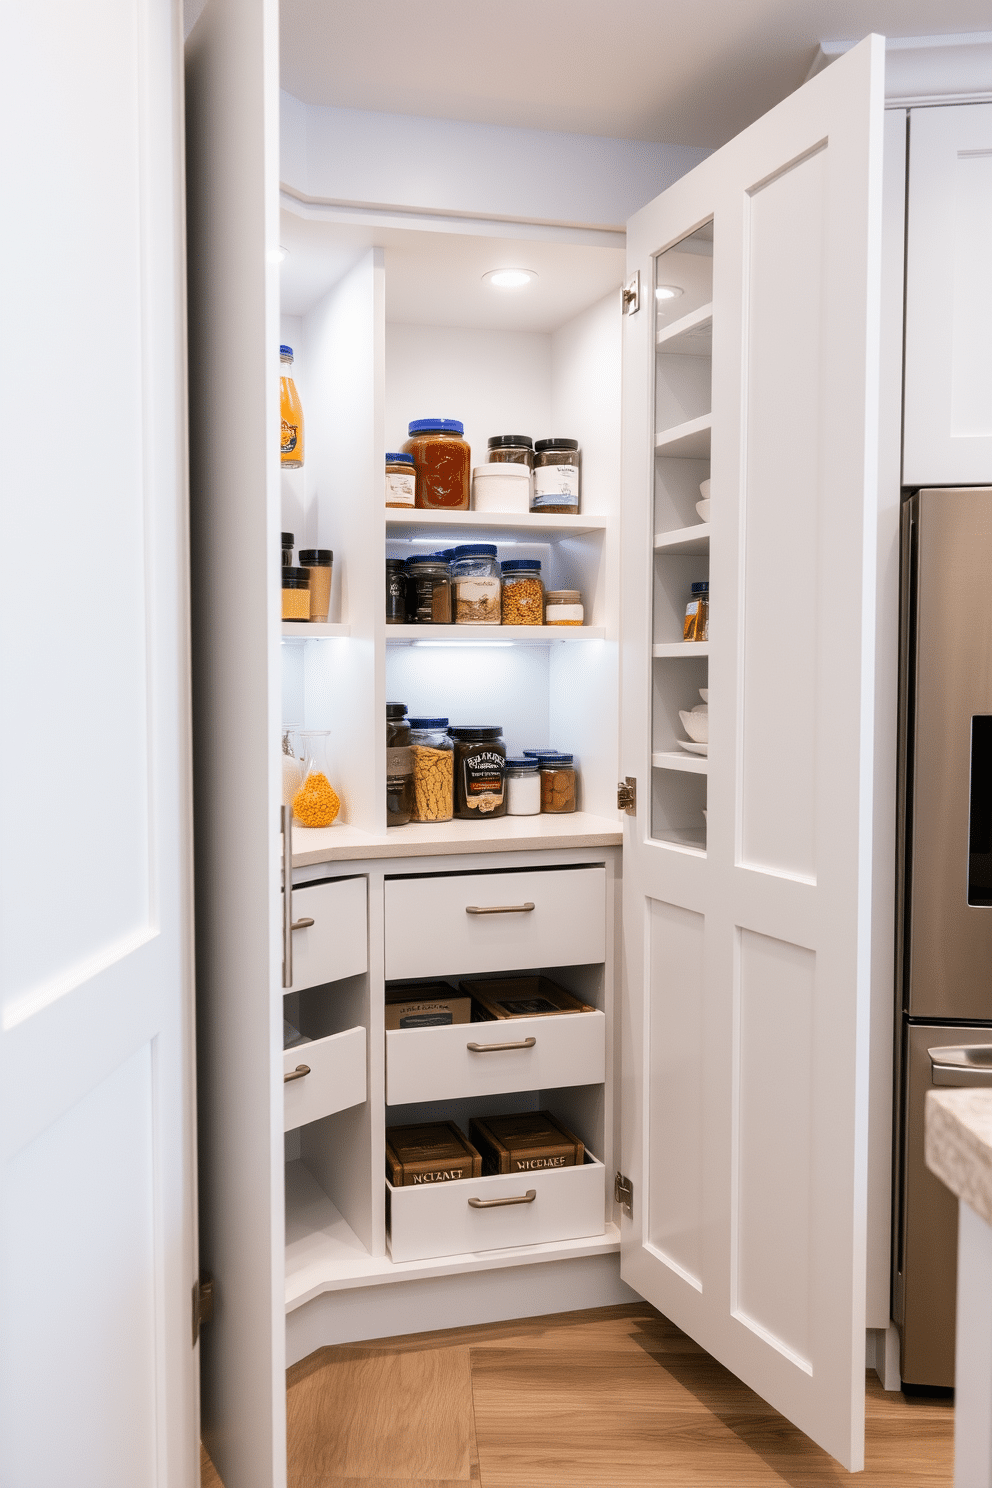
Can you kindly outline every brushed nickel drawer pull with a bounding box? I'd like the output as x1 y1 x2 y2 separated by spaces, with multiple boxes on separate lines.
467 1037 537 1053
284 1064 310 1083
468 1189 537 1209
291 916 315 930
465 902 535 915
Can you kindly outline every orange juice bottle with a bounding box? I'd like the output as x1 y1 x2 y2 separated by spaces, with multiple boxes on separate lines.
280 345 304 468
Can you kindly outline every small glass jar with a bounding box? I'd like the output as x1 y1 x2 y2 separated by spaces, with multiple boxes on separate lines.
280 346 304 469
407 717 454 823
683 581 709 642
450 726 507 819
405 556 452 624
403 419 471 510
281 532 294 567
282 566 310 622
532 438 580 513
299 548 332 623
386 702 414 827
451 544 500 625
540 754 577 814
501 559 544 625
506 757 541 816
545 589 583 626
385 558 407 624
486 435 534 466
385 452 416 509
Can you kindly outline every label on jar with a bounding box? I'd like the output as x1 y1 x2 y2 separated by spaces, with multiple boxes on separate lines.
455 578 501 625
532 464 579 511
546 604 583 625
385 471 415 507
462 750 506 811
387 746 412 778
281 420 298 454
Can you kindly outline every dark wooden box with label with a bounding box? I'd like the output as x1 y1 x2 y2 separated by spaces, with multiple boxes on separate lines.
468 1110 585 1176
386 1120 482 1187
385 981 473 1030
461 975 595 1022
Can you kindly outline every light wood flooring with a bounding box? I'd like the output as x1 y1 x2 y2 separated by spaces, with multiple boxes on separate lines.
202 1302 953 1486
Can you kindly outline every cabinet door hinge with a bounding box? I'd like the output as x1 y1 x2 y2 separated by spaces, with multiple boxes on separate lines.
192 1273 214 1347
621 271 640 315
617 777 636 814
615 1171 634 1217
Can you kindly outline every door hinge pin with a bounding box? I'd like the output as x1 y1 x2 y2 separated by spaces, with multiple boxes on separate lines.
617 777 636 814
621 270 640 315
193 1273 214 1347
615 1171 634 1217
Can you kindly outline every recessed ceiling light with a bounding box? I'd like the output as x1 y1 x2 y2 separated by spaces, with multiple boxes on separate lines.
656 284 683 300
483 268 536 290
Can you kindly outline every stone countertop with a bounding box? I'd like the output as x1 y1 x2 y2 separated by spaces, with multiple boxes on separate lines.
925 1089 992 1227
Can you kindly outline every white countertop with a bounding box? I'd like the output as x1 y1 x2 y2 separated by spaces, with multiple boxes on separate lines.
925 1089 992 1227
291 810 623 865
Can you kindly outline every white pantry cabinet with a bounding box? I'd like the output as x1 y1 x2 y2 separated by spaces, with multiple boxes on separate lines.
187 9 925 1483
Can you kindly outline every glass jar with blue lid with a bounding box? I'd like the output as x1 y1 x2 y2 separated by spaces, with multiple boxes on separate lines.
402 419 470 510
501 558 544 625
451 544 501 625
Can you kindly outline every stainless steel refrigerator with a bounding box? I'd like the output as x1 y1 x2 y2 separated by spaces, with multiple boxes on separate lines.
894 485 992 1388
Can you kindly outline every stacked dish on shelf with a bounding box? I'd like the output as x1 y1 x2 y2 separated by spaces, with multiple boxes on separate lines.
678 689 709 756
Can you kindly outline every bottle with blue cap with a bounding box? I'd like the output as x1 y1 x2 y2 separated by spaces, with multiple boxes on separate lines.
279 345 304 469
402 418 470 510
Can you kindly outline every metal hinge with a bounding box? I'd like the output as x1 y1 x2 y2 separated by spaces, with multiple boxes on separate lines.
192 1273 214 1347
621 271 640 315
615 1171 634 1217
617 777 636 814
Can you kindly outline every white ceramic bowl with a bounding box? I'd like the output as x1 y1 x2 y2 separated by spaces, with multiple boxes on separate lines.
696 498 711 521
679 708 709 744
699 478 711 499
699 688 708 703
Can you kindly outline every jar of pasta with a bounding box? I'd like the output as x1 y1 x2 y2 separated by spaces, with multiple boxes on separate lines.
501 560 544 625
403 419 470 510
407 718 454 823
451 545 501 625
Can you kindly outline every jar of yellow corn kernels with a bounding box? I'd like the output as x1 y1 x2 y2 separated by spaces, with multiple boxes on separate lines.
500 559 544 625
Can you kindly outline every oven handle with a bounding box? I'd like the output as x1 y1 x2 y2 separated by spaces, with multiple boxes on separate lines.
929 1046 992 1087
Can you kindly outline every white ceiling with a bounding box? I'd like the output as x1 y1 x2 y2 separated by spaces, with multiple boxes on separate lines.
280 1 992 147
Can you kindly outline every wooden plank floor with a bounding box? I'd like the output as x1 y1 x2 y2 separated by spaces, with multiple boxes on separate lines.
202 1303 953 1487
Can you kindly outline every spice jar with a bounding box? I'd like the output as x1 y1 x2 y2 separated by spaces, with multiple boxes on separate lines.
280 346 304 469
451 544 500 625
405 555 452 624
407 718 454 823
385 452 416 509
403 419 471 510
501 560 544 625
486 435 534 466
299 548 332 623
506 757 541 816
540 754 577 814
545 589 583 626
683 581 709 642
532 438 580 514
282 567 310 622
386 558 407 625
386 702 414 827
450 726 507 819
282 532 294 567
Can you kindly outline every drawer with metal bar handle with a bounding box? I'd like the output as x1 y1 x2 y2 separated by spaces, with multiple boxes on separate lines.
283 1026 367 1132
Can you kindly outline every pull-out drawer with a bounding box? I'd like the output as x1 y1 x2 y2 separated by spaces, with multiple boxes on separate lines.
387 1152 605 1263
384 867 606 981
283 1025 367 1132
287 875 367 991
385 1010 605 1105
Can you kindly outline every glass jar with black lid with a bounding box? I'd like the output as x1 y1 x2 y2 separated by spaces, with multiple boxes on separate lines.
486 435 533 467
532 438 580 513
449 726 507 819
404 554 452 624
386 702 414 826
386 558 407 624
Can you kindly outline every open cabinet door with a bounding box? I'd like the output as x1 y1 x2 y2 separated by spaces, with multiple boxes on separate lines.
186 1 286 1485
619 36 885 1469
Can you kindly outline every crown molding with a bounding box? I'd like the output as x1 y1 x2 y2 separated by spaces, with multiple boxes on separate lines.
808 31 992 106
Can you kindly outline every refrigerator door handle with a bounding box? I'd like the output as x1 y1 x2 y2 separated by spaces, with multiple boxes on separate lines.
929 1045 992 1086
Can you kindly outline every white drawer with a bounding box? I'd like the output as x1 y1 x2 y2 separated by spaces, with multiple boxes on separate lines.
287 876 367 991
383 867 606 981
385 1010 605 1105
283 1025 366 1132
387 1152 605 1263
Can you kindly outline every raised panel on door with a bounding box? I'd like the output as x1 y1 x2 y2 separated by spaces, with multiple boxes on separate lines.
620 35 885 1470
904 103 992 485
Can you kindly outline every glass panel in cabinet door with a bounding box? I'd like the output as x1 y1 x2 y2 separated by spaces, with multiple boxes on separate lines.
650 222 712 851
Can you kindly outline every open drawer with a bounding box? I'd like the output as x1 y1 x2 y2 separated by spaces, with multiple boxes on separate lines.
283 1025 367 1132
286 875 367 992
385 1010 605 1105
386 1151 605 1263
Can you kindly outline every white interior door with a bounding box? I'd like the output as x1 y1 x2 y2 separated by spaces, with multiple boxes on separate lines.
0 2 197 1486
619 36 885 1469
185 1 286 1486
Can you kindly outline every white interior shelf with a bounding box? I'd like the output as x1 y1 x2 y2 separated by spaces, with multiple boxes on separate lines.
656 301 713 353
652 750 708 774
386 510 609 539
281 622 350 639
385 624 606 643
653 641 710 658
655 413 712 459
654 523 710 555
